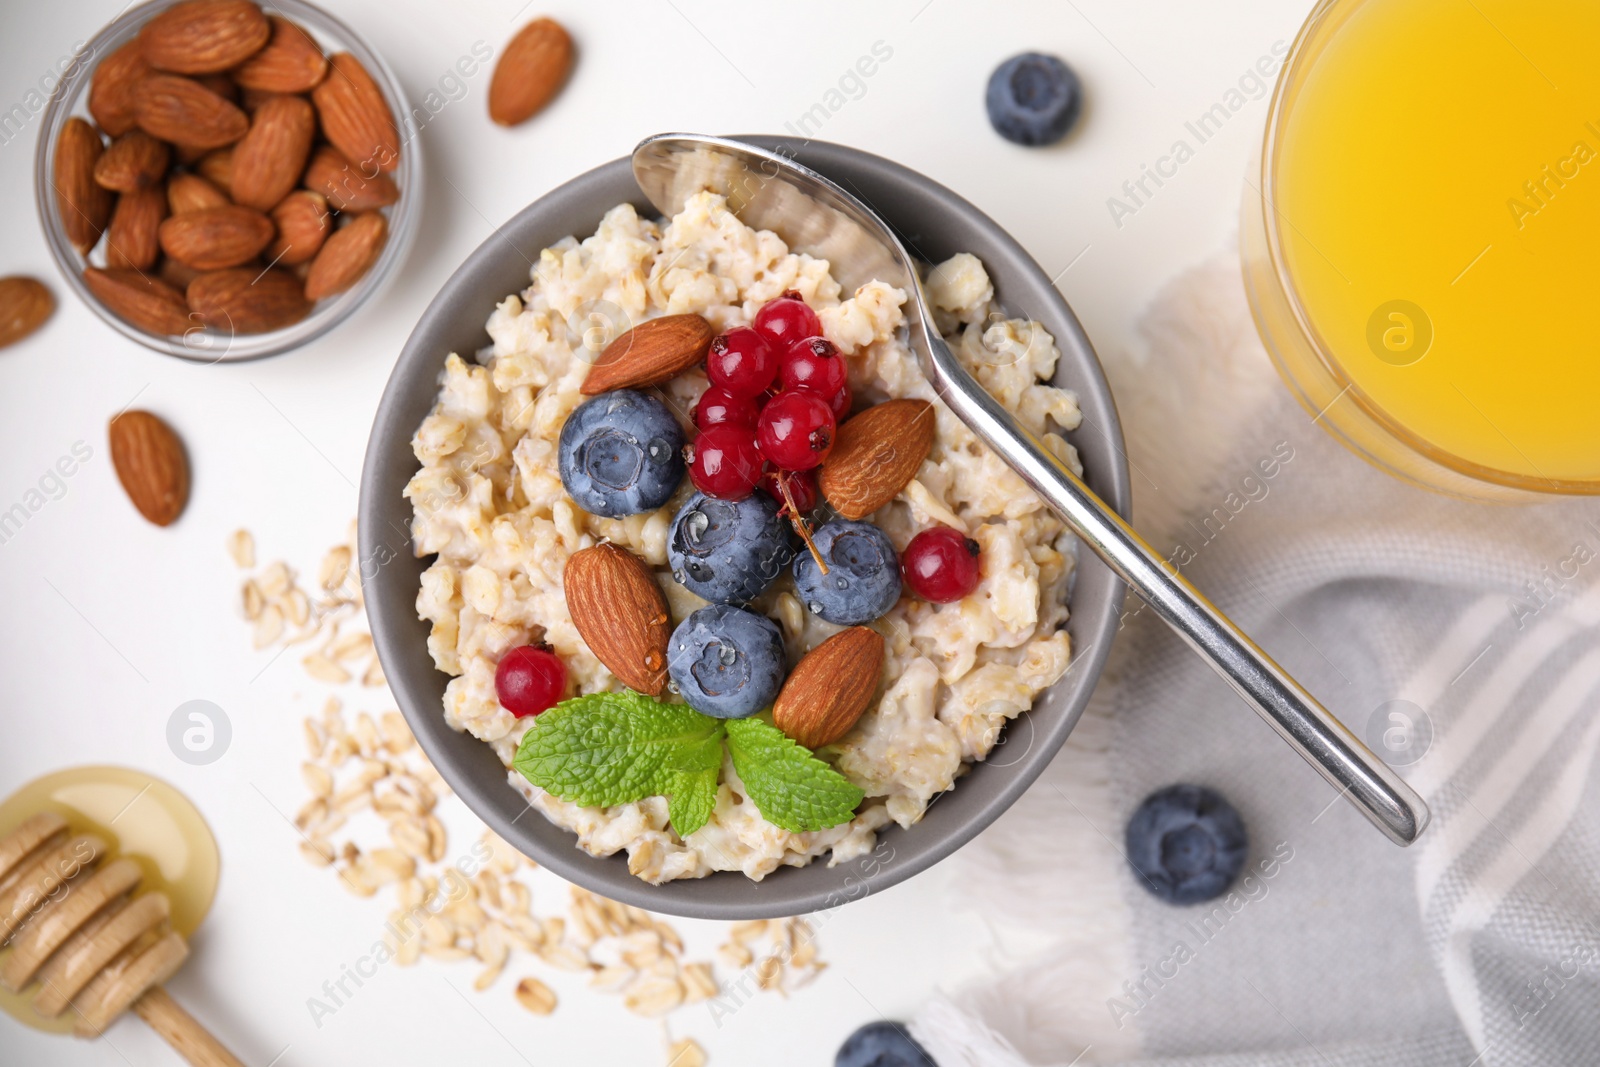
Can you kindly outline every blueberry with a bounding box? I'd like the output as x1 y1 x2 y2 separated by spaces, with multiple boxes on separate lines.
668 492 792 605
667 604 785 719
836 1021 937 1067
986 52 1082 147
558 390 684 518
793 520 901 625
1125 784 1248 905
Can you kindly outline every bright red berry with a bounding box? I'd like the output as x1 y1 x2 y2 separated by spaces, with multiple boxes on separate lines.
706 328 778 398
779 336 848 396
693 386 759 430
760 467 818 515
757 390 836 471
902 527 982 603
688 424 765 499
825 380 852 421
752 290 821 351
495 646 567 718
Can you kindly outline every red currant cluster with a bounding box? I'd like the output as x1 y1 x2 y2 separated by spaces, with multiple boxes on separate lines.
686 292 850 509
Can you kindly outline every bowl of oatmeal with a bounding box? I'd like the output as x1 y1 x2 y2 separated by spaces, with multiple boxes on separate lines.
360 137 1130 919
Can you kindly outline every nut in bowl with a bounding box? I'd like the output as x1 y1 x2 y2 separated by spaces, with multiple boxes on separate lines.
33 0 419 363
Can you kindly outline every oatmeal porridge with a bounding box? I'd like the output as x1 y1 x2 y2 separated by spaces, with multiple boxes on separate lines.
407 190 1083 883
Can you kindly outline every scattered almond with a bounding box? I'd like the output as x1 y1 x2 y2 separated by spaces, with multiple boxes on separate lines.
304 213 387 301
302 144 399 212
82 268 191 336
563 544 672 696
88 40 149 137
0 278 54 349
232 15 328 93
133 73 249 149
229 94 314 210
311 52 399 173
158 204 273 269
489 18 574 127
818 398 937 520
55 118 113 255
166 172 229 215
267 191 330 266
773 626 884 747
138 0 271 75
187 267 311 333
92 130 171 193
580 314 713 395
108 411 190 527
105 184 169 271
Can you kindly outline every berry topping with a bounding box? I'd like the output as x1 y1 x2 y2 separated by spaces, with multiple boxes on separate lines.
668 491 792 605
1125 784 1248 905
667 604 786 719
706 327 778 398
752 289 821 351
494 646 567 718
792 520 902 625
693 385 759 431
986 52 1082 147
760 467 818 516
835 1022 937 1067
757 390 836 471
557 390 685 518
687 424 764 500
778 336 848 396
902 527 981 603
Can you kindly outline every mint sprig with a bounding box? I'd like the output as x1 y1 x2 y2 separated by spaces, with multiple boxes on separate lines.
725 717 865 834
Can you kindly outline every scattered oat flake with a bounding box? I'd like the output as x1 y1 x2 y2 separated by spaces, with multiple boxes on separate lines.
667 1038 707 1067
514 977 557 1016
228 529 255 569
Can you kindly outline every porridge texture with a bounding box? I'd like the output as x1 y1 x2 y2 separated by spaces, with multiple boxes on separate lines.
407 191 1083 882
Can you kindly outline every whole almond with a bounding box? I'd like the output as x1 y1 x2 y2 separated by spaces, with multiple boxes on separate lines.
88 40 150 137
489 18 574 127
303 145 398 211
773 627 884 748
93 130 171 193
195 147 234 195
580 314 714 395
83 268 191 336
304 212 387 301
0 278 55 349
267 190 330 266
134 74 249 149
167 173 229 215
563 543 672 696
159 204 273 269
138 0 270 75
105 185 169 271
233 16 328 93
187 267 310 334
108 411 190 527
230 95 314 211
311 53 399 173
55 118 113 255
818 399 937 520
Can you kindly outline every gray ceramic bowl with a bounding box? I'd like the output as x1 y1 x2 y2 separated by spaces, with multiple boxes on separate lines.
360 137 1130 919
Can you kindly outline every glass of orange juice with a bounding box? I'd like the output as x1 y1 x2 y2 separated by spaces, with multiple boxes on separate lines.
1243 0 1600 501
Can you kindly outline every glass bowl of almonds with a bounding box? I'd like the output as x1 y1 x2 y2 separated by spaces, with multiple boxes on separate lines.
33 0 420 362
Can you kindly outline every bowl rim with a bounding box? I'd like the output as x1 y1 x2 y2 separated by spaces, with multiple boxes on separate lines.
33 0 421 364
360 136 1130 919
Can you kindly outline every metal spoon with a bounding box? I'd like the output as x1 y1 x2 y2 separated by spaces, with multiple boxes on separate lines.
631 133 1430 846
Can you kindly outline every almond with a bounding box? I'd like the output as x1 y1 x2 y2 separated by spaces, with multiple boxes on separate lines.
159 257 202 292
229 94 314 211
138 0 270 75
563 543 672 696
266 190 330 266
108 411 190 527
196 73 241 102
303 145 398 212
158 204 273 269
134 73 249 149
311 52 399 173
304 212 387 301
772 627 884 748
93 130 171 193
105 185 169 271
88 40 149 137
580 314 714 395
55 118 113 255
489 18 574 127
83 268 192 336
0 277 55 349
233 16 328 93
187 267 310 334
195 147 234 195
167 173 229 215
817 399 937 520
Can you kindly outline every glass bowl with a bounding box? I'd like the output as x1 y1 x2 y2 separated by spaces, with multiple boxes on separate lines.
33 0 421 363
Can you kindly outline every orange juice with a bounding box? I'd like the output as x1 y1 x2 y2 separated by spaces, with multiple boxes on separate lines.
1245 0 1600 496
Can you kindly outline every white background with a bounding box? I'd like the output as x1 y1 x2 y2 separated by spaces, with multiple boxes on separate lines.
0 1 1306 1064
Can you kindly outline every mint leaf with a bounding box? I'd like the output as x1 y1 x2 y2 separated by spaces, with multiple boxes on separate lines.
724 717 865 833
666 770 718 837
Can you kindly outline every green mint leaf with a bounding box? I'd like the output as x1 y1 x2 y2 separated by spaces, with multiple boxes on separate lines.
724 717 865 833
666 769 718 837
512 691 724 809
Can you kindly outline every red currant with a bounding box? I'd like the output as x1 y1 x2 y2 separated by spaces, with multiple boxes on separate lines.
495 645 567 718
826 381 852 421
752 290 820 351
759 467 818 515
706 328 778 398
902 527 982 603
687 424 765 499
778 336 848 396
693 386 759 430
757 390 836 471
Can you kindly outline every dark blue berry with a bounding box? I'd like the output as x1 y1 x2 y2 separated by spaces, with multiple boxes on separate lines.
793 520 901 625
667 604 785 719
668 491 792 605
558 390 684 518
1125 784 1247 905
986 52 1082 147
836 1021 937 1067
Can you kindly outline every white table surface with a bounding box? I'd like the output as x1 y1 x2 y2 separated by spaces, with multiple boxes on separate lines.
0 1 1307 1063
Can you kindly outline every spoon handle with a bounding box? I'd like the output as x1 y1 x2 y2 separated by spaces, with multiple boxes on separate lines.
924 335 1430 845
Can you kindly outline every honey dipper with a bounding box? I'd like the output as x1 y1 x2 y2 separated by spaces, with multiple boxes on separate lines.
0 810 242 1065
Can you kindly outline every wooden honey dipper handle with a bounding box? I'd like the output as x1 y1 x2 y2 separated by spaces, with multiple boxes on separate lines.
133 987 245 1067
